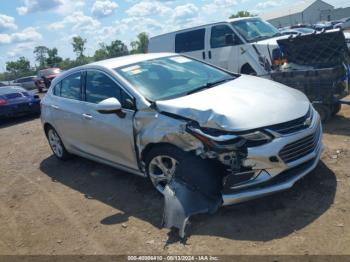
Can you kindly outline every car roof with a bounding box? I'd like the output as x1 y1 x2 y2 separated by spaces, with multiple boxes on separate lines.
0 86 26 95
89 53 175 69
150 17 257 39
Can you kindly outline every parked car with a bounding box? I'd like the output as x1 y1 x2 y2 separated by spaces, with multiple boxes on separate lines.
334 17 350 30
35 68 62 93
313 21 334 31
280 27 315 35
41 53 323 233
0 86 40 119
13 76 37 90
290 23 313 29
149 17 350 122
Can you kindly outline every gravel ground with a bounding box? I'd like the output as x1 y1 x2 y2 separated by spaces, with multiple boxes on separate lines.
0 98 349 255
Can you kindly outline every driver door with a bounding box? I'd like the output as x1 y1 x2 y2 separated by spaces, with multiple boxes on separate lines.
207 23 241 72
79 70 137 169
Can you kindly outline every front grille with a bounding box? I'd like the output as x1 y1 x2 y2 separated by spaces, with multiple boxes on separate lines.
279 125 321 163
267 108 312 135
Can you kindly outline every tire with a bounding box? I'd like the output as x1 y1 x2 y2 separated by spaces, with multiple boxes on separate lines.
144 144 222 196
313 103 331 123
331 103 341 116
241 64 257 76
46 126 71 160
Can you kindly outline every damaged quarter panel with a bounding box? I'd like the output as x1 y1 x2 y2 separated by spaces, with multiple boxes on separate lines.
134 108 204 164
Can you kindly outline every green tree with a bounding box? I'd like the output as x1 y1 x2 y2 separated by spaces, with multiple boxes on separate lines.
33 46 49 69
229 11 255 19
130 32 149 54
6 57 31 78
94 40 128 61
46 48 63 67
72 36 87 60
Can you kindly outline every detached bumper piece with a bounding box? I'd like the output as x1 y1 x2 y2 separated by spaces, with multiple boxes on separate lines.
161 157 222 239
162 180 222 238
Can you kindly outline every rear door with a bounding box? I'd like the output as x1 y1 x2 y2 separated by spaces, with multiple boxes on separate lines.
79 69 137 169
175 28 208 61
207 23 241 72
49 72 86 151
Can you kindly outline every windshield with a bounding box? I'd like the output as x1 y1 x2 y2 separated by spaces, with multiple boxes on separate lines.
116 56 234 101
231 18 281 42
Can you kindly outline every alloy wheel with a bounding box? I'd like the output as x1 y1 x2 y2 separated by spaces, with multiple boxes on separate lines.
48 129 64 158
148 155 178 192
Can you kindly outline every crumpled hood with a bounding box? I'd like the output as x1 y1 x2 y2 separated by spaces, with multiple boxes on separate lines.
156 75 310 131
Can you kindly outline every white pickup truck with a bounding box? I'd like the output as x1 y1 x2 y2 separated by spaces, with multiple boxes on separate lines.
149 17 350 121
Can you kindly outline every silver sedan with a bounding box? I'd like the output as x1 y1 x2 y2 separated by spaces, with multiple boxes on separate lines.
41 53 323 206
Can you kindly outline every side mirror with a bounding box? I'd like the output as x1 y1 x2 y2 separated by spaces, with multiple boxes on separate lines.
96 97 122 114
225 34 236 45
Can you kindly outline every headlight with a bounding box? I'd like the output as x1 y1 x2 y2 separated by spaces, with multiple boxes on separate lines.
186 123 271 150
240 131 272 141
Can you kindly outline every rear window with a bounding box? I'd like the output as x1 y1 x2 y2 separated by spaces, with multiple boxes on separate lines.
175 29 205 53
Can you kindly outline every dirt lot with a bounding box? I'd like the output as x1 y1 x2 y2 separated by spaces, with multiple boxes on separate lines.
0 98 349 255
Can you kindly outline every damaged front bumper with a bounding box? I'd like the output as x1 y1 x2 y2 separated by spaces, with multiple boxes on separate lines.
222 110 323 206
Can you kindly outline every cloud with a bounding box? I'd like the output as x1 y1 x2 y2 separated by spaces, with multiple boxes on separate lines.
126 1 171 17
48 11 101 33
202 0 237 15
0 27 42 44
172 3 199 23
7 42 37 58
91 0 118 18
0 14 17 32
17 0 64 15
256 0 283 9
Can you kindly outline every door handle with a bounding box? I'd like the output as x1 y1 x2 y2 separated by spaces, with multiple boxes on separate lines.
82 113 92 120
51 105 59 109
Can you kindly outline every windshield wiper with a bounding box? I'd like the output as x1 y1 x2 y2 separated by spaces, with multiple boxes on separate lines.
187 78 233 95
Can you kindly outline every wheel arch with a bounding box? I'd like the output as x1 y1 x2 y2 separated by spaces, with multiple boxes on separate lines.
240 63 257 75
140 142 185 162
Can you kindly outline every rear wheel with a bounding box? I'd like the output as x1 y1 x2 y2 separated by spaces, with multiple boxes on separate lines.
331 103 341 116
313 103 331 122
46 127 70 160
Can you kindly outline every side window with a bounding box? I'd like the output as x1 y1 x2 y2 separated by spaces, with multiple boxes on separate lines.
85 71 121 104
175 29 205 53
53 82 61 96
85 71 135 109
210 25 238 48
60 73 81 100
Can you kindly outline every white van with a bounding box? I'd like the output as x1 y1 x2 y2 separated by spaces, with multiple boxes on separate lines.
149 17 350 121
149 17 279 75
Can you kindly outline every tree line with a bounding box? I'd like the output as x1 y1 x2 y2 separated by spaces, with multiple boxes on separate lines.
0 32 149 81
0 10 255 82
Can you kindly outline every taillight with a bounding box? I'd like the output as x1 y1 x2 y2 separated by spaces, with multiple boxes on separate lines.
0 99 7 106
272 48 287 66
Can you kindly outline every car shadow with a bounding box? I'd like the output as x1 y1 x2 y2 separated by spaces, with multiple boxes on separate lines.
40 156 336 242
323 114 350 136
0 114 40 128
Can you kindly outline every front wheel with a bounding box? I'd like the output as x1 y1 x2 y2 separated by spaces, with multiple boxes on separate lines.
145 145 185 193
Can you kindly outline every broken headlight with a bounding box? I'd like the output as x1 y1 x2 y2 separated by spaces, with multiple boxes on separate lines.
186 123 272 150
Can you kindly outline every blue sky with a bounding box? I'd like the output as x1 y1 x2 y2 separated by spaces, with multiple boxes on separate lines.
0 0 349 72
